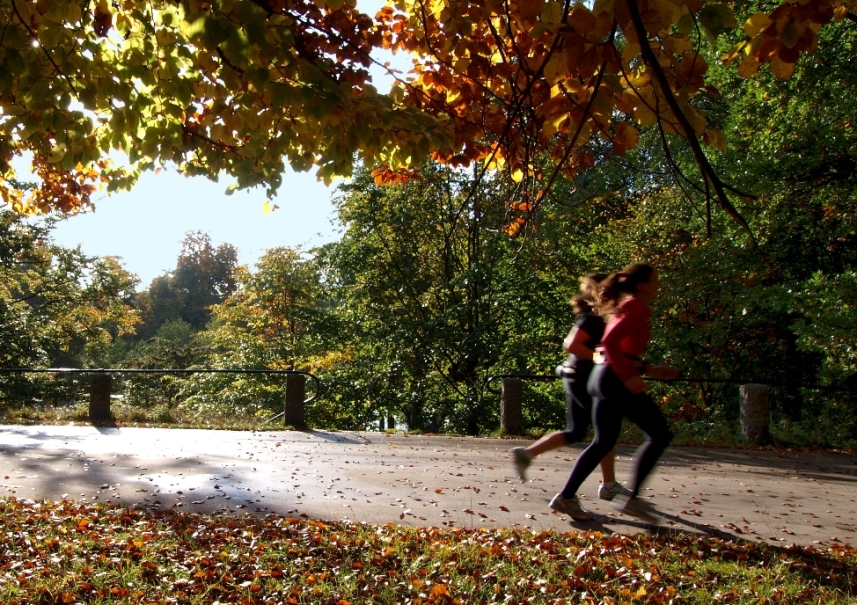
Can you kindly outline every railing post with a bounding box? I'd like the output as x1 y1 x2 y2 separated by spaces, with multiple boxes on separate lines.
284 373 307 428
89 371 112 422
740 383 770 444
500 377 524 435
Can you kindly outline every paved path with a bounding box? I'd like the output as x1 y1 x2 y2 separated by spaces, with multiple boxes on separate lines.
1 425 855 548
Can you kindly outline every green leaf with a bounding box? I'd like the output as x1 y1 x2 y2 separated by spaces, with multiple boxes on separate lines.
698 3 737 46
202 17 231 48
540 1 564 26
592 0 614 15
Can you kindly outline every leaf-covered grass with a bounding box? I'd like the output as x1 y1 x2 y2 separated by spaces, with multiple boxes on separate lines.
1 498 854 604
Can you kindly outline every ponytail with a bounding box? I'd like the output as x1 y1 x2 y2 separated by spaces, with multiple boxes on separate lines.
595 263 654 314
571 272 608 314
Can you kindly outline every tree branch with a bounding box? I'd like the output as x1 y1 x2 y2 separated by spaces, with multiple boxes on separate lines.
624 0 752 233
10 0 77 96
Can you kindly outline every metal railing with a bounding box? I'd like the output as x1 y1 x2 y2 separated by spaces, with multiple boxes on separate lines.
486 371 848 440
0 367 321 426
485 372 846 394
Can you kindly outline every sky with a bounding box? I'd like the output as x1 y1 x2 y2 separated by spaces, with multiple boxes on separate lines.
43 0 402 290
46 167 343 289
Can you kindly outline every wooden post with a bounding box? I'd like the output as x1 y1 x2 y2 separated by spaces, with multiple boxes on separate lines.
740 383 770 444
500 377 524 435
89 371 112 422
284 373 307 428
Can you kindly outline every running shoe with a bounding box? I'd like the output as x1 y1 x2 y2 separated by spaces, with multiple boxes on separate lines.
617 497 658 523
598 482 633 501
549 494 592 520
510 447 531 482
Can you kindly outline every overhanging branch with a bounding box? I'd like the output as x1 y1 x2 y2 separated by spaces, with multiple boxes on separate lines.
624 0 752 234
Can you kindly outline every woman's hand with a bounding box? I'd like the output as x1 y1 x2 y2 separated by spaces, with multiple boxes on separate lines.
623 376 649 394
647 365 681 381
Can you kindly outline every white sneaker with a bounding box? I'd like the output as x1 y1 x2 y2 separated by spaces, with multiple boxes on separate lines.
598 482 633 501
549 494 591 520
511 447 531 482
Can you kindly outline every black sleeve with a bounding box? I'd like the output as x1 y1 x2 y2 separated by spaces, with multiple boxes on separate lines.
575 314 605 348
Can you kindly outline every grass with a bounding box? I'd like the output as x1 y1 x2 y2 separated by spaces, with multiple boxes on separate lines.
0 401 280 432
0 498 854 604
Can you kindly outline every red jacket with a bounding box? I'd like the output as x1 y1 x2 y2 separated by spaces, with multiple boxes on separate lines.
602 296 651 382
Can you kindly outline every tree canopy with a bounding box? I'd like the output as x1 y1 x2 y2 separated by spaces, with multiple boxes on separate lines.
1 0 854 224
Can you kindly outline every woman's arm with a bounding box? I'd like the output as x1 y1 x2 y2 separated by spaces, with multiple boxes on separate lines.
563 327 594 359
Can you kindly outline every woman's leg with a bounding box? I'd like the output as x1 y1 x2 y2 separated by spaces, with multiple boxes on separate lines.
624 392 674 497
517 376 587 460
558 366 624 499
598 447 617 483
572 371 619 484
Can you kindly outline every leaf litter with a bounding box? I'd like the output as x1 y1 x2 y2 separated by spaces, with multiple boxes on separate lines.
0 497 855 604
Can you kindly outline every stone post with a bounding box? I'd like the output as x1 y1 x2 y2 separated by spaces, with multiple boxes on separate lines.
500 377 524 435
89 371 112 422
284 373 307 428
740 383 770 444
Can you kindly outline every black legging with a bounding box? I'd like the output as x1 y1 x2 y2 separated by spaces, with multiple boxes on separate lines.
559 363 673 499
561 361 595 443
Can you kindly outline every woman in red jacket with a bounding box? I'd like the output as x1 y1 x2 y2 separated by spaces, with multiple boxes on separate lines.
548 263 679 521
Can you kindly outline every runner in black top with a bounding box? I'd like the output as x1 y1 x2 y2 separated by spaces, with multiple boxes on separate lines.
511 273 631 511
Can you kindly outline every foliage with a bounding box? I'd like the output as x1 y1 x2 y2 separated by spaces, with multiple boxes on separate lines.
0 497 854 604
1 0 855 231
113 319 210 409
133 231 238 340
0 207 139 406
317 162 588 434
0 0 447 213
179 247 327 420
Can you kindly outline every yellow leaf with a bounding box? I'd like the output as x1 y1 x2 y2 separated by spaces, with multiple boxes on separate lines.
635 586 647 597
621 42 641 63
703 128 727 152
744 13 772 38
634 104 657 126
544 113 567 137
623 123 639 150
567 6 596 32
511 168 525 182
453 57 471 73
737 55 761 78
677 98 707 136
262 201 272 214
446 88 463 104
769 55 795 79
543 51 568 85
